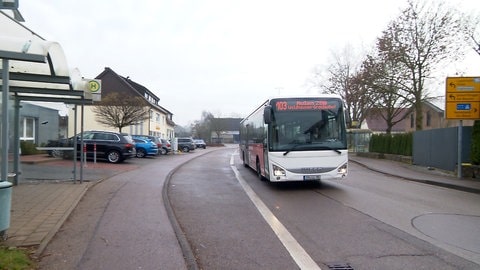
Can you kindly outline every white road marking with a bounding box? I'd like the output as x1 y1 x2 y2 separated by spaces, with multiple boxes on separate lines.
230 153 322 270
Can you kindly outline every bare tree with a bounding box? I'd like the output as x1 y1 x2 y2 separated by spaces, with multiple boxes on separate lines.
311 45 371 128
473 37 480 55
378 0 476 130
192 111 214 141
92 93 150 132
360 52 413 133
346 68 375 128
210 117 227 143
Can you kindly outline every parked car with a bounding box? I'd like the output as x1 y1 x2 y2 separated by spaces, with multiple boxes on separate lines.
194 139 207 149
133 138 159 157
46 130 136 163
132 135 162 154
160 138 172 155
177 137 196 152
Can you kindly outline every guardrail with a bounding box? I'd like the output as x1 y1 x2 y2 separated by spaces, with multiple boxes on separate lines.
36 145 97 164
35 147 75 151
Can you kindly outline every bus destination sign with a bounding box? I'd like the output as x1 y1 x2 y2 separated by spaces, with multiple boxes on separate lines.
274 99 337 111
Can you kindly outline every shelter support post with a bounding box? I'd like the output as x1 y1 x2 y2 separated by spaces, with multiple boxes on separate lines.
12 98 20 185
1 59 9 183
0 59 12 237
73 105 77 183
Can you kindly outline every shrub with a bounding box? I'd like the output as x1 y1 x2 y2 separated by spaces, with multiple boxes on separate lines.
470 120 480 165
20 141 39 155
369 133 412 156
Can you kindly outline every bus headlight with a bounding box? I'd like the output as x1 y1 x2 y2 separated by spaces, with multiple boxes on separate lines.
337 163 348 175
273 164 286 176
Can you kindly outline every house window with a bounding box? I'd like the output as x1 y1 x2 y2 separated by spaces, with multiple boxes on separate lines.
129 122 143 135
20 117 35 142
426 111 431 127
410 114 414 128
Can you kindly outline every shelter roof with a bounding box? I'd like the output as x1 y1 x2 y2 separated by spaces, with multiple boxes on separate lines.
0 11 92 104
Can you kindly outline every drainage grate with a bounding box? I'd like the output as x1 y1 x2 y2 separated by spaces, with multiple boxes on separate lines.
326 262 354 270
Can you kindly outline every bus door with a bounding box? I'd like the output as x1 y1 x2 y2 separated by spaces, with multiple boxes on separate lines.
242 123 251 167
262 133 269 180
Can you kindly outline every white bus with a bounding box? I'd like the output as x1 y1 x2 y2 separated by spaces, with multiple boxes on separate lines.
239 95 348 182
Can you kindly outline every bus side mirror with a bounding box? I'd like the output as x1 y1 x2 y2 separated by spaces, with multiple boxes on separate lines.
345 113 352 127
264 105 272 124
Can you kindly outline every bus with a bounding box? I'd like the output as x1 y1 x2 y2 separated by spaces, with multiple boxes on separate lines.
239 95 348 182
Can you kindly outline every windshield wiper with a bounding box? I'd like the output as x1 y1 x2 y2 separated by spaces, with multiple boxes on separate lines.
284 145 342 156
319 146 342 154
283 142 303 156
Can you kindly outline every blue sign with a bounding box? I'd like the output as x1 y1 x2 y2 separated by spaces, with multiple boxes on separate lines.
457 103 471 110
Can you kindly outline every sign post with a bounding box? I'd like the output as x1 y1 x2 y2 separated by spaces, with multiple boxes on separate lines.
445 77 480 178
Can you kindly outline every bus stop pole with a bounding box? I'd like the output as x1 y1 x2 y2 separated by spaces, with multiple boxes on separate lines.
1 59 9 183
80 103 84 184
73 105 77 183
0 59 13 238
12 98 20 185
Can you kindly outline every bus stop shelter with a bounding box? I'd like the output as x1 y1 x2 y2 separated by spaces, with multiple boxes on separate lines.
1 10 93 236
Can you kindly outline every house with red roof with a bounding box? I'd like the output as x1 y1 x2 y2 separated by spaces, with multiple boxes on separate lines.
361 100 474 133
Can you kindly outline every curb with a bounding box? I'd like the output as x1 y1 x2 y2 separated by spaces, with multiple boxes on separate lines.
350 159 480 194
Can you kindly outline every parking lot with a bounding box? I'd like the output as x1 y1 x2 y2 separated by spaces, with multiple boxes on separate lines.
18 150 200 184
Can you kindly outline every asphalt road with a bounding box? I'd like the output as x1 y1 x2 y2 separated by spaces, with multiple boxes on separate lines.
36 149 215 270
35 147 480 269
170 148 479 269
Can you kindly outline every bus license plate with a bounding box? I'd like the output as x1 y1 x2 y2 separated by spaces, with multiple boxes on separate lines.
304 175 321 181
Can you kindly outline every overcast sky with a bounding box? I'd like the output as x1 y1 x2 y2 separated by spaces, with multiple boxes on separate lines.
13 0 480 126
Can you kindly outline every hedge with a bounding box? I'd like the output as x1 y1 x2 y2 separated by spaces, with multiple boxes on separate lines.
470 120 480 165
369 133 412 156
20 141 40 155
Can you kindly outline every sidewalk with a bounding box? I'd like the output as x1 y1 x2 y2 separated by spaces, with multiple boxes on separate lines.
2 153 480 259
6 182 90 254
349 154 480 194
2 154 137 256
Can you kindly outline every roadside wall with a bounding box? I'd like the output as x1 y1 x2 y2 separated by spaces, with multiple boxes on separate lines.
412 126 472 171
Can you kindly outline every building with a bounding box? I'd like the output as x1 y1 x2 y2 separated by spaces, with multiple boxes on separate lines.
68 67 175 139
18 102 60 146
210 118 242 143
362 101 474 133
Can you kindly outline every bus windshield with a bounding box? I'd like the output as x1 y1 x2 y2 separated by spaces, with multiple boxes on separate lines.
268 98 347 152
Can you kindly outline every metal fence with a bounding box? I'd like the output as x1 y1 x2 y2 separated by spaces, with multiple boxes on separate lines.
413 126 472 171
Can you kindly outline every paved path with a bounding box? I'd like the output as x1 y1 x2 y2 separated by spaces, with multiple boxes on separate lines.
2 150 480 262
6 183 89 252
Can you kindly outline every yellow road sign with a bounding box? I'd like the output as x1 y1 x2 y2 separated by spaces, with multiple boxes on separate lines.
445 77 480 120
446 77 480 93
445 102 480 119
446 93 480 102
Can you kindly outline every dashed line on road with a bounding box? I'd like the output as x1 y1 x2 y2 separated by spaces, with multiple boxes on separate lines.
229 152 322 270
